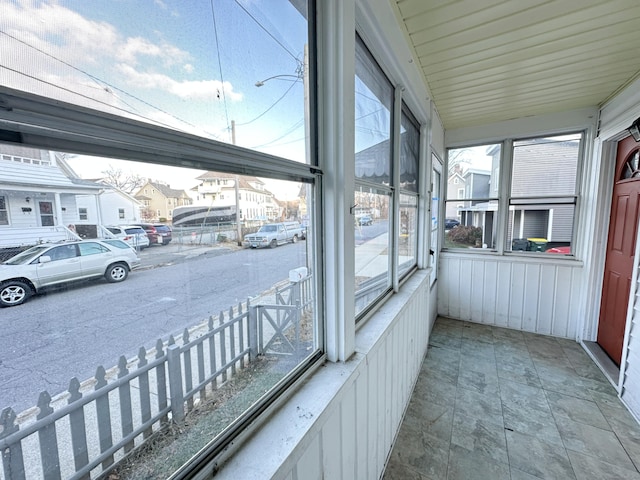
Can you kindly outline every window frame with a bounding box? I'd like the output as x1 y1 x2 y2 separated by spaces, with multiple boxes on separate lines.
0 194 9 225
443 131 585 256
353 34 423 323
506 132 584 254
0 7 323 464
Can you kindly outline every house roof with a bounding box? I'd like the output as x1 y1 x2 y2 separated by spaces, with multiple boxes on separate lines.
196 172 265 184
140 181 189 199
0 158 103 192
391 0 640 130
196 173 273 195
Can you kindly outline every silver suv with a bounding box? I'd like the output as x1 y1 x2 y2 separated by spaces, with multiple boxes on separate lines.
0 239 140 307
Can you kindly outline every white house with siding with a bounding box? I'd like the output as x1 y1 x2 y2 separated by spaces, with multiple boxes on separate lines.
0 146 143 248
192 172 281 221
0 146 104 248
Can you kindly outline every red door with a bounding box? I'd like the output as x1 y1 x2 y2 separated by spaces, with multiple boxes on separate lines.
598 135 640 366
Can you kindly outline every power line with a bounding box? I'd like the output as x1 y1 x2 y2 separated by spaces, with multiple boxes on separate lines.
209 1 231 141
0 30 223 141
235 79 300 126
232 0 300 64
250 118 304 149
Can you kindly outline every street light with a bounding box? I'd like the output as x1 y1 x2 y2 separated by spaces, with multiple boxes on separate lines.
254 74 301 87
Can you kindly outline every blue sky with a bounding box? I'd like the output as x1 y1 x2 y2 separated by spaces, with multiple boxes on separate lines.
1 0 309 197
1 0 309 158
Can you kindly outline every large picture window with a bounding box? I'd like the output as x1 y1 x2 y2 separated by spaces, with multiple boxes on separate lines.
0 1 319 478
354 34 394 317
353 35 421 318
445 133 583 254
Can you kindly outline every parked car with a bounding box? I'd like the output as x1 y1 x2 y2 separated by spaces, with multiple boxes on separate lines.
445 218 460 229
0 239 140 307
243 221 306 248
133 223 172 245
356 215 373 226
105 225 150 250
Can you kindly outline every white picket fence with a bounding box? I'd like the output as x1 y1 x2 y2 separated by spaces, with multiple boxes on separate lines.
0 276 313 480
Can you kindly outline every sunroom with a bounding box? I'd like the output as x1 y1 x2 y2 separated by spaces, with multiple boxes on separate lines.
1 1 640 479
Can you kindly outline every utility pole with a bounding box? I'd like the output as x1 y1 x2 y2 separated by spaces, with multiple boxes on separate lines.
232 120 242 246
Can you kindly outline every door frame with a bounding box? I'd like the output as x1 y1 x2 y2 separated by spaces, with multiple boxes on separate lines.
597 135 640 366
585 132 640 393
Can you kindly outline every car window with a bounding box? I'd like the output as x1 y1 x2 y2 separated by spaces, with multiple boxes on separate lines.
47 244 78 261
78 242 110 256
3 246 49 265
107 227 122 235
125 228 145 234
102 239 132 250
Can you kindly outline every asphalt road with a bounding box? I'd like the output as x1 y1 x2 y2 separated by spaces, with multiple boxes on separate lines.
0 241 308 413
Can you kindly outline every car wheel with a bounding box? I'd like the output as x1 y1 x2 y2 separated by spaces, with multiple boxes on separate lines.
270 239 278 249
0 281 32 307
105 263 129 283
292 235 298 243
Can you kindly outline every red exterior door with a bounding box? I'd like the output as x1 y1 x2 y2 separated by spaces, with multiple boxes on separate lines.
598 135 640 366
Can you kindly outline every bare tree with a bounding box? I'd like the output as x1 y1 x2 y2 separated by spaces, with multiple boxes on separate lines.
101 165 145 194
447 148 470 176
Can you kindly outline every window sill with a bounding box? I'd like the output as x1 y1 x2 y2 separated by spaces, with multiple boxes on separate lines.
441 249 584 267
212 269 431 479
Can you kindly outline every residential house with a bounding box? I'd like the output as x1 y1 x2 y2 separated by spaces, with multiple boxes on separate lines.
134 180 191 222
191 172 280 221
0 146 103 248
445 164 466 220
75 184 144 226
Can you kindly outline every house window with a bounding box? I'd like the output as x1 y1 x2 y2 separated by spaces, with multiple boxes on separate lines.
508 133 582 253
454 177 459 184
444 133 582 254
398 103 420 278
445 144 501 249
39 201 55 226
0 195 8 225
118 208 125 219
354 35 420 318
431 158 442 285
0 0 318 469
354 35 393 318
78 207 88 221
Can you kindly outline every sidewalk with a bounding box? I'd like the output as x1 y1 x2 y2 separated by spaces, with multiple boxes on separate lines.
136 240 241 270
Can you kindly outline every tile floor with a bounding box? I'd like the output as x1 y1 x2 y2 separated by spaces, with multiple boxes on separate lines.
383 317 640 480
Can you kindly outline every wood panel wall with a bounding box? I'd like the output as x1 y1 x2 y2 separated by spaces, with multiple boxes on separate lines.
438 254 583 339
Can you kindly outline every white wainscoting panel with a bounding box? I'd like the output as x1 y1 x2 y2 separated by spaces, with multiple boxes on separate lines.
438 254 584 339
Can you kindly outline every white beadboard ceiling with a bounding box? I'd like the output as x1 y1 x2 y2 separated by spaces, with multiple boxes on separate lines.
392 0 640 130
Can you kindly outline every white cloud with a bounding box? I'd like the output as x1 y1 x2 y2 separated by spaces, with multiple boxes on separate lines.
117 64 243 101
1 1 241 105
118 36 189 67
